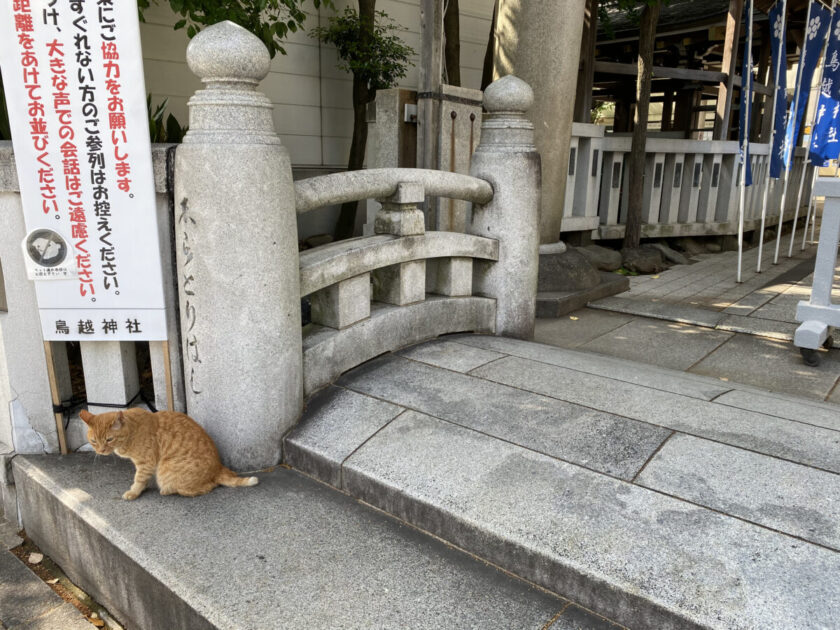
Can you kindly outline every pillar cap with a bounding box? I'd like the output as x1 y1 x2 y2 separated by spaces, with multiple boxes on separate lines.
483 75 534 113
186 21 271 84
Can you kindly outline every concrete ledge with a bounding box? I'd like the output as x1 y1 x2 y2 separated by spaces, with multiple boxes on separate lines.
537 272 629 318
299 232 499 296
13 454 578 630
302 296 496 395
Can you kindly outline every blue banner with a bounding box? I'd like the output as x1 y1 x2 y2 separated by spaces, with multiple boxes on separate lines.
810 8 840 166
769 0 789 178
738 0 754 186
781 0 831 172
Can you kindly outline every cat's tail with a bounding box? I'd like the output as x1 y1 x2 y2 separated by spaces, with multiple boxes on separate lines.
216 467 259 488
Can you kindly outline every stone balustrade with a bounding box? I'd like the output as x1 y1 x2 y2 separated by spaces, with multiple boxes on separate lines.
564 123 814 240
0 23 541 474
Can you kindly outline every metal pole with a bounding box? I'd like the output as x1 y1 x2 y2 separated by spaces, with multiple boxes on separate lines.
757 0 788 273
738 0 755 282
789 0 835 256
774 0 814 264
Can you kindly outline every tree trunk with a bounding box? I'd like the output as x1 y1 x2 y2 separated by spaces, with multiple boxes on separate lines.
334 0 376 241
623 1 660 251
444 0 461 86
480 1 497 91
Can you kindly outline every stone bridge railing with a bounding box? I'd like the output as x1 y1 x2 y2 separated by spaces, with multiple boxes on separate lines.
295 171 498 395
0 22 540 479
174 23 540 470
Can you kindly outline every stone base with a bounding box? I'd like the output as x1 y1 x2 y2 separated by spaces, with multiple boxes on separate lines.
536 272 629 318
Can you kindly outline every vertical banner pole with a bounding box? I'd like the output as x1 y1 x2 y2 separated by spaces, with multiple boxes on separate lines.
789 0 836 257
758 0 789 273
775 0 815 264
42 342 68 455
738 0 755 283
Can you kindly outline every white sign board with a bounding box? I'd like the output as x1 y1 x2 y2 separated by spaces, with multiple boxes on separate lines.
0 0 167 341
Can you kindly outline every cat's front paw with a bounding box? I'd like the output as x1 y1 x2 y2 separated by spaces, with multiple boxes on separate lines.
122 489 141 500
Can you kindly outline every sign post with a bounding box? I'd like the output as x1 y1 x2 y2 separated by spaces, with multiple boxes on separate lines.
1 1 170 446
0 0 167 341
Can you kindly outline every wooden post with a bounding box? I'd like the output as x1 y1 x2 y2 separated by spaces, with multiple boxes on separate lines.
574 0 599 123
418 0 443 170
752 21 771 142
714 0 744 140
161 340 175 412
42 342 68 455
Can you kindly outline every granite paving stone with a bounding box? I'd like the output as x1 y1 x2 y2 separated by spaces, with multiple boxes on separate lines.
0 519 21 551
396 338 506 372
0 551 70 629
338 355 670 480
714 389 840 432
15 455 567 630
636 434 840 550
283 386 405 486
17 602 93 630
534 309 634 349
472 355 840 473
576 317 732 370
690 334 840 400
454 333 732 400
342 411 840 630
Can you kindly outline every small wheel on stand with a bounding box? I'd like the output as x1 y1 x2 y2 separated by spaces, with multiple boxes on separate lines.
801 347 821 367
823 335 834 350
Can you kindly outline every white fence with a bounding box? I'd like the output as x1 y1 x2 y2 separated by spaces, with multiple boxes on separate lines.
562 123 814 240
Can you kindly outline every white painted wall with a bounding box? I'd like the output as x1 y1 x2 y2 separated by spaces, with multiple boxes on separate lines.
139 0 495 168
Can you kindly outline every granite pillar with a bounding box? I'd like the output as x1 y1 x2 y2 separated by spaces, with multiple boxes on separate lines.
174 22 302 470
493 0 586 243
469 76 540 339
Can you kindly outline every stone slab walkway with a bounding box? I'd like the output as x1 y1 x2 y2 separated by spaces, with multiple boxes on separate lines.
589 241 837 343
535 307 840 402
283 335 840 629
0 518 91 630
12 454 623 630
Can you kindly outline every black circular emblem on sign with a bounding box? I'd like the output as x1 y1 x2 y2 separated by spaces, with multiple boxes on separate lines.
26 229 68 268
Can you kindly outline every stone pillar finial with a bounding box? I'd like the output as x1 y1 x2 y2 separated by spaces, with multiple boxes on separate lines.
482 75 534 114
468 74 541 339
174 21 302 471
182 21 280 145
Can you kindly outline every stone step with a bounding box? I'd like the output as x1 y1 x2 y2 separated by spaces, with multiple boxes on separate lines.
537 272 629 318
284 338 840 629
12 455 624 630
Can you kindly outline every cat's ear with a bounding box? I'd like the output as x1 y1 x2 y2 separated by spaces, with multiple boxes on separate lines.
111 411 124 431
80 410 94 425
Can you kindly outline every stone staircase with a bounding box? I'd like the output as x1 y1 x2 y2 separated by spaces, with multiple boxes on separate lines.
12 334 840 629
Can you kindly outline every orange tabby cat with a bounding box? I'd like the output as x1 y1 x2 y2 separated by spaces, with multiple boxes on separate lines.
79 407 258 500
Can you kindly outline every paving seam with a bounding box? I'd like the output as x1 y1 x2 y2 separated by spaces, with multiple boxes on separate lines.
629 431 675 483
454 334 840 407
468 364 840 476
339 381 646 484
633 475 840 554
683 333 733 372
336 405 409 490
339 420 840 628
464 347 721 402
540 605 570 630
